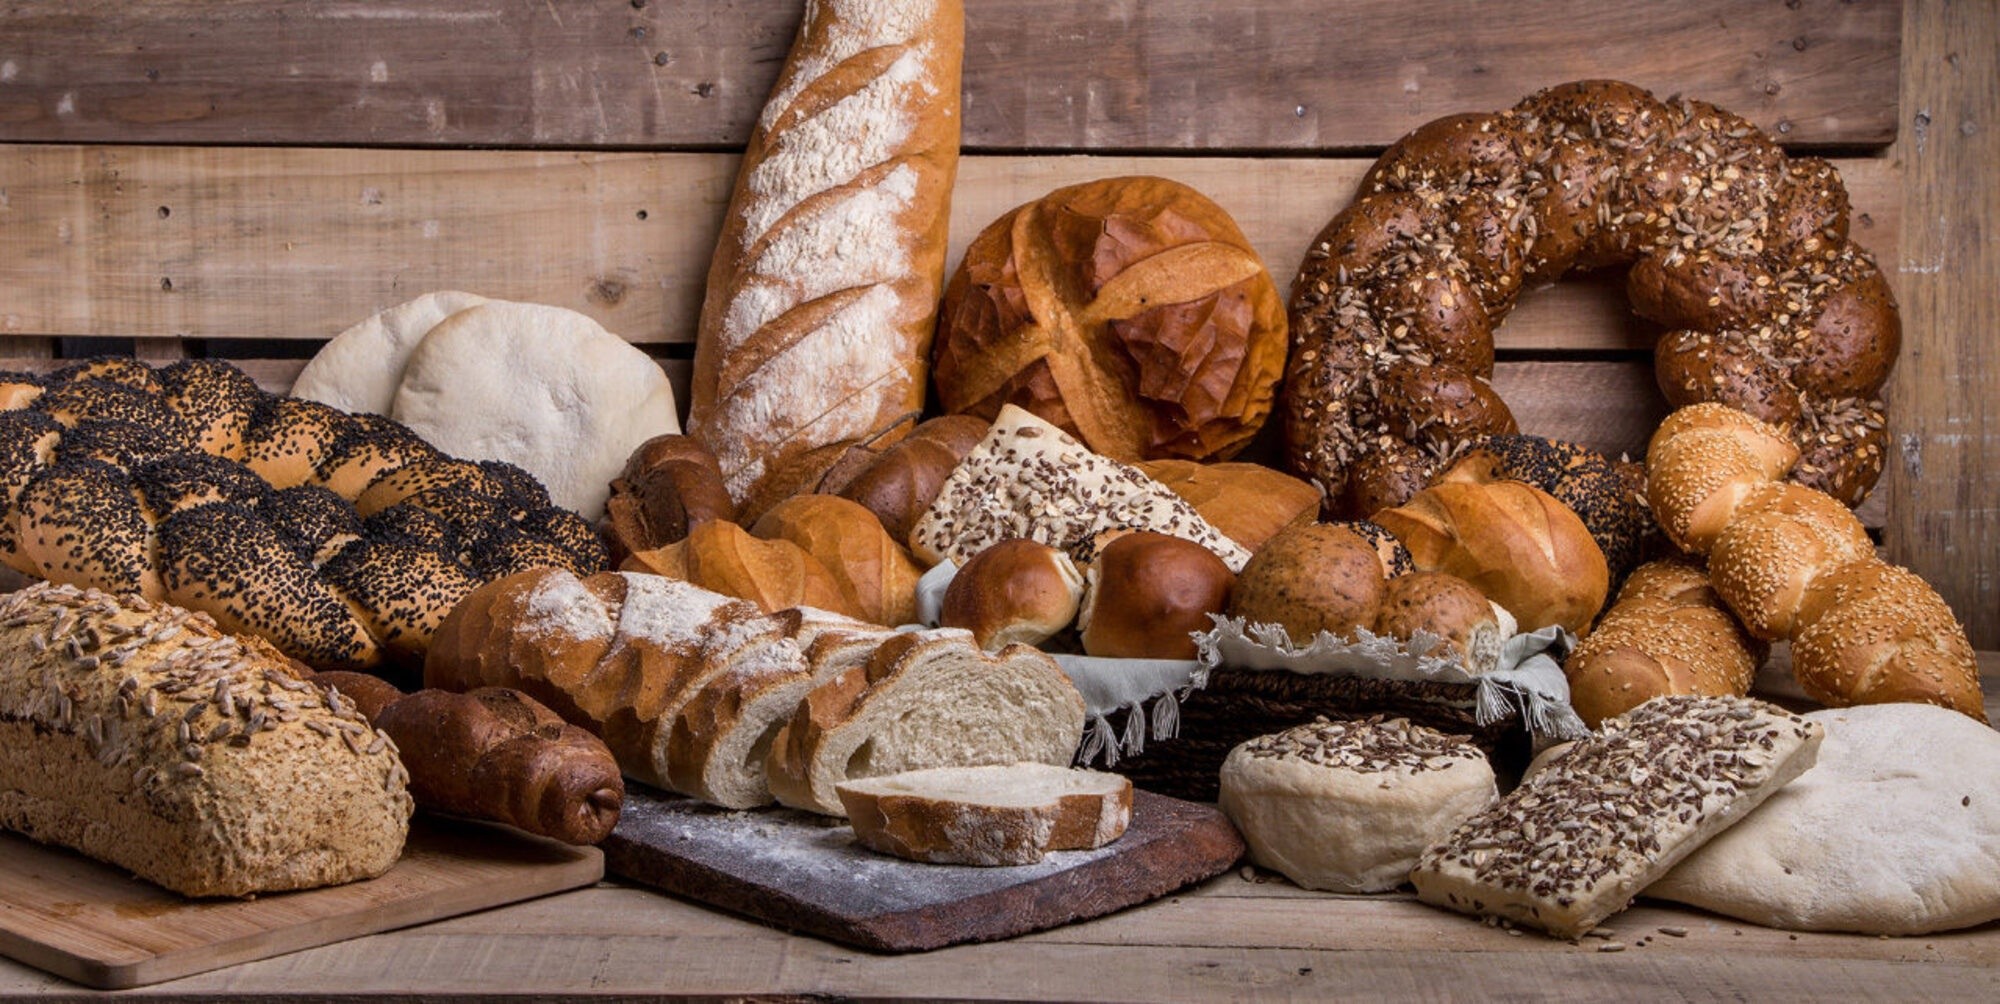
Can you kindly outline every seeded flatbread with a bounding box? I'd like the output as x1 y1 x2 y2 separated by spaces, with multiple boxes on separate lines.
1409 694 1822 938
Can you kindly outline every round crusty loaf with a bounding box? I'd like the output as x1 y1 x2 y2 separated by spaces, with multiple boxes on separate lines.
941 539 1085 651
1227 522 1389 643
1219 716 1495 893
933 176 1288 464
1437 434 1653 579
1652 703 2000 935
1374 571 1515 673
1373 480 1609 635
1286 80 1897 516
0 581 412 897
0 359 604 673
1079 531 1234 659
837 763 1133 866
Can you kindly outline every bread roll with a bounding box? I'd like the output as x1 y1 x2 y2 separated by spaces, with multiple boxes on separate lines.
940 539 1084 650
688 0 964 505
837 414 989 543
624 520 858 620
838 763 1132 866
1078 531 1234 659
1227 522 1388 642
1374 571 1513 672
1219 717 1495 893
750 494 923 627
0 582 411 897
1373 481 1608 635
933 176 1288 462
600 434 736 564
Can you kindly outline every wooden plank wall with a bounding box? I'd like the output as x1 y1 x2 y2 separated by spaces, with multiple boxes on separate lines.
1 0 1989 644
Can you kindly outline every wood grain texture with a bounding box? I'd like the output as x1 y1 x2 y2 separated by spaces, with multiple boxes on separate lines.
1886 0 2000 646
0 1 1901 151
0 146 1900 352
0 817 602 990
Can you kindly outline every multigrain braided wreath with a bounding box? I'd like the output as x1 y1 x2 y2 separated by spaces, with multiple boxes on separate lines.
1284 80 1898 518
0 358 604 672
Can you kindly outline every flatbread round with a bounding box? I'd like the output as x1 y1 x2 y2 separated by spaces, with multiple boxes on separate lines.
389 301 679 520
293 291 488 414
1648 702 2000 935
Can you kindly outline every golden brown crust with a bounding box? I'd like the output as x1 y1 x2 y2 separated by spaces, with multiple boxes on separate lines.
1227 523 1387 643
940 539 1083 651
1285 80 1900 517
1078 531 1235 660
1373 481 1609 636
1563 557 1763 727
749 494 922 627
932 176 1288 463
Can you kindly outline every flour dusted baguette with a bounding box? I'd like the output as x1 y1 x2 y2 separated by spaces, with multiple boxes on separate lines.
837 763 1133 866
1410 695 1821 938
0 582 412 897
766 629 1086 816
688 0 964 505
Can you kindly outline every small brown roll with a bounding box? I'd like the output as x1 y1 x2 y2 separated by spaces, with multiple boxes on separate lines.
1228 522 1386 643
601 434 737 562
941 539 1084 651
838 414 990 545
1375 571 1511 671
1079 531 1234 659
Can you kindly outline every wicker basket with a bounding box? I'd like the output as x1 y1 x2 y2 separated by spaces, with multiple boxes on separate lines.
1107 668 1530 802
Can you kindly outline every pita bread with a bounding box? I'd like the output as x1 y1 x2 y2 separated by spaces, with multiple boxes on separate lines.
293 291 488 414
389 301 679 520
1648 702 2000 934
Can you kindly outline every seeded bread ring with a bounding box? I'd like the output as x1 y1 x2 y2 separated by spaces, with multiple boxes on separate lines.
0 359 606 671
1286 79 1898 516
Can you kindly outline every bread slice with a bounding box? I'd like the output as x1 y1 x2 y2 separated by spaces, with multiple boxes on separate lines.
838 763 1133 865
1409 694 1823 938
766 629 1086 816
664 611 891 808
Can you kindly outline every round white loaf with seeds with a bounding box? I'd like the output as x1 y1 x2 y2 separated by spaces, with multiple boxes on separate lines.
0 581 412 898
1219 716 1495 893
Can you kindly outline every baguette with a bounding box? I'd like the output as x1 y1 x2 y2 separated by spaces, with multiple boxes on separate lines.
688 0 965 506
0 582 411 897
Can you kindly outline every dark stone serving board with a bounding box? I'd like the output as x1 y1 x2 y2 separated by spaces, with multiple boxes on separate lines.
602 785 1245 952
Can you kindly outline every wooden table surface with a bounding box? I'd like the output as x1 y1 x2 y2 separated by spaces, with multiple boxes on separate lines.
1 654 1994 1002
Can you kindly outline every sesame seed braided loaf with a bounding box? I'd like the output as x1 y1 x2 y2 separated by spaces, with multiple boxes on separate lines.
0 357 605 672
1286 79 1898 518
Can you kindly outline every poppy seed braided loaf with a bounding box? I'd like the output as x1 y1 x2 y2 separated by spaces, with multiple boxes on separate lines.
0 358 604 671
1285 79 1898 518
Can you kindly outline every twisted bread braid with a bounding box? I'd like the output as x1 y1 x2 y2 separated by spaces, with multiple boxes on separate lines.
1646 404 1983 721
1287 80 1897 518
1564 557 1764 727
0 359 603 672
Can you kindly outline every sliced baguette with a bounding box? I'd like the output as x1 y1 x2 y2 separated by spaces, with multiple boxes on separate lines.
838 763 1133 866
766 629 1085 816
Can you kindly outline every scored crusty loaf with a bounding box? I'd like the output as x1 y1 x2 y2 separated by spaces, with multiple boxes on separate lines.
1646 404 1985 720
0 582 412 897
665 609 888 809
1563 558 1764 727
910 404 1252 571
688 0 964 506
767 629 1086 816
1409 695 1822 938
837 763 1133 866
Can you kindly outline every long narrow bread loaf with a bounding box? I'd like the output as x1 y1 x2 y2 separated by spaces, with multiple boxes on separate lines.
0 582 412 897
1563 558 1764 726
688 0 965 505
766 629 1086 816
1410 695 1821 938
837 763 1133 866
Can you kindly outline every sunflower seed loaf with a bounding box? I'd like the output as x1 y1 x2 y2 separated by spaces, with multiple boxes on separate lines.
0 581 412 897
1409 694 1821 938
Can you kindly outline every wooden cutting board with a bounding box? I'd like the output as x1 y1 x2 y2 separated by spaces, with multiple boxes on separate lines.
603 785 1245 952
0 816 604 990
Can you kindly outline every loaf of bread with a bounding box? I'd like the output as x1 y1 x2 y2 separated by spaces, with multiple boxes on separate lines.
314 675 625 846
1410 695 1823 938
1132 459 1322 553
0 358 603 672
932 176 1288 463
1227 522 1389 643
1219 717 1495 893
766 629 1085 816
1373 480 1609 635
750 494 923 626
837 763 1132 866
1563 558 1763 727
910 404 1251 571
1437 435 1653 579
600 434 737 565
624 519 859 620
687 0 964 506
0 582 412 897
1646 404 1984 720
